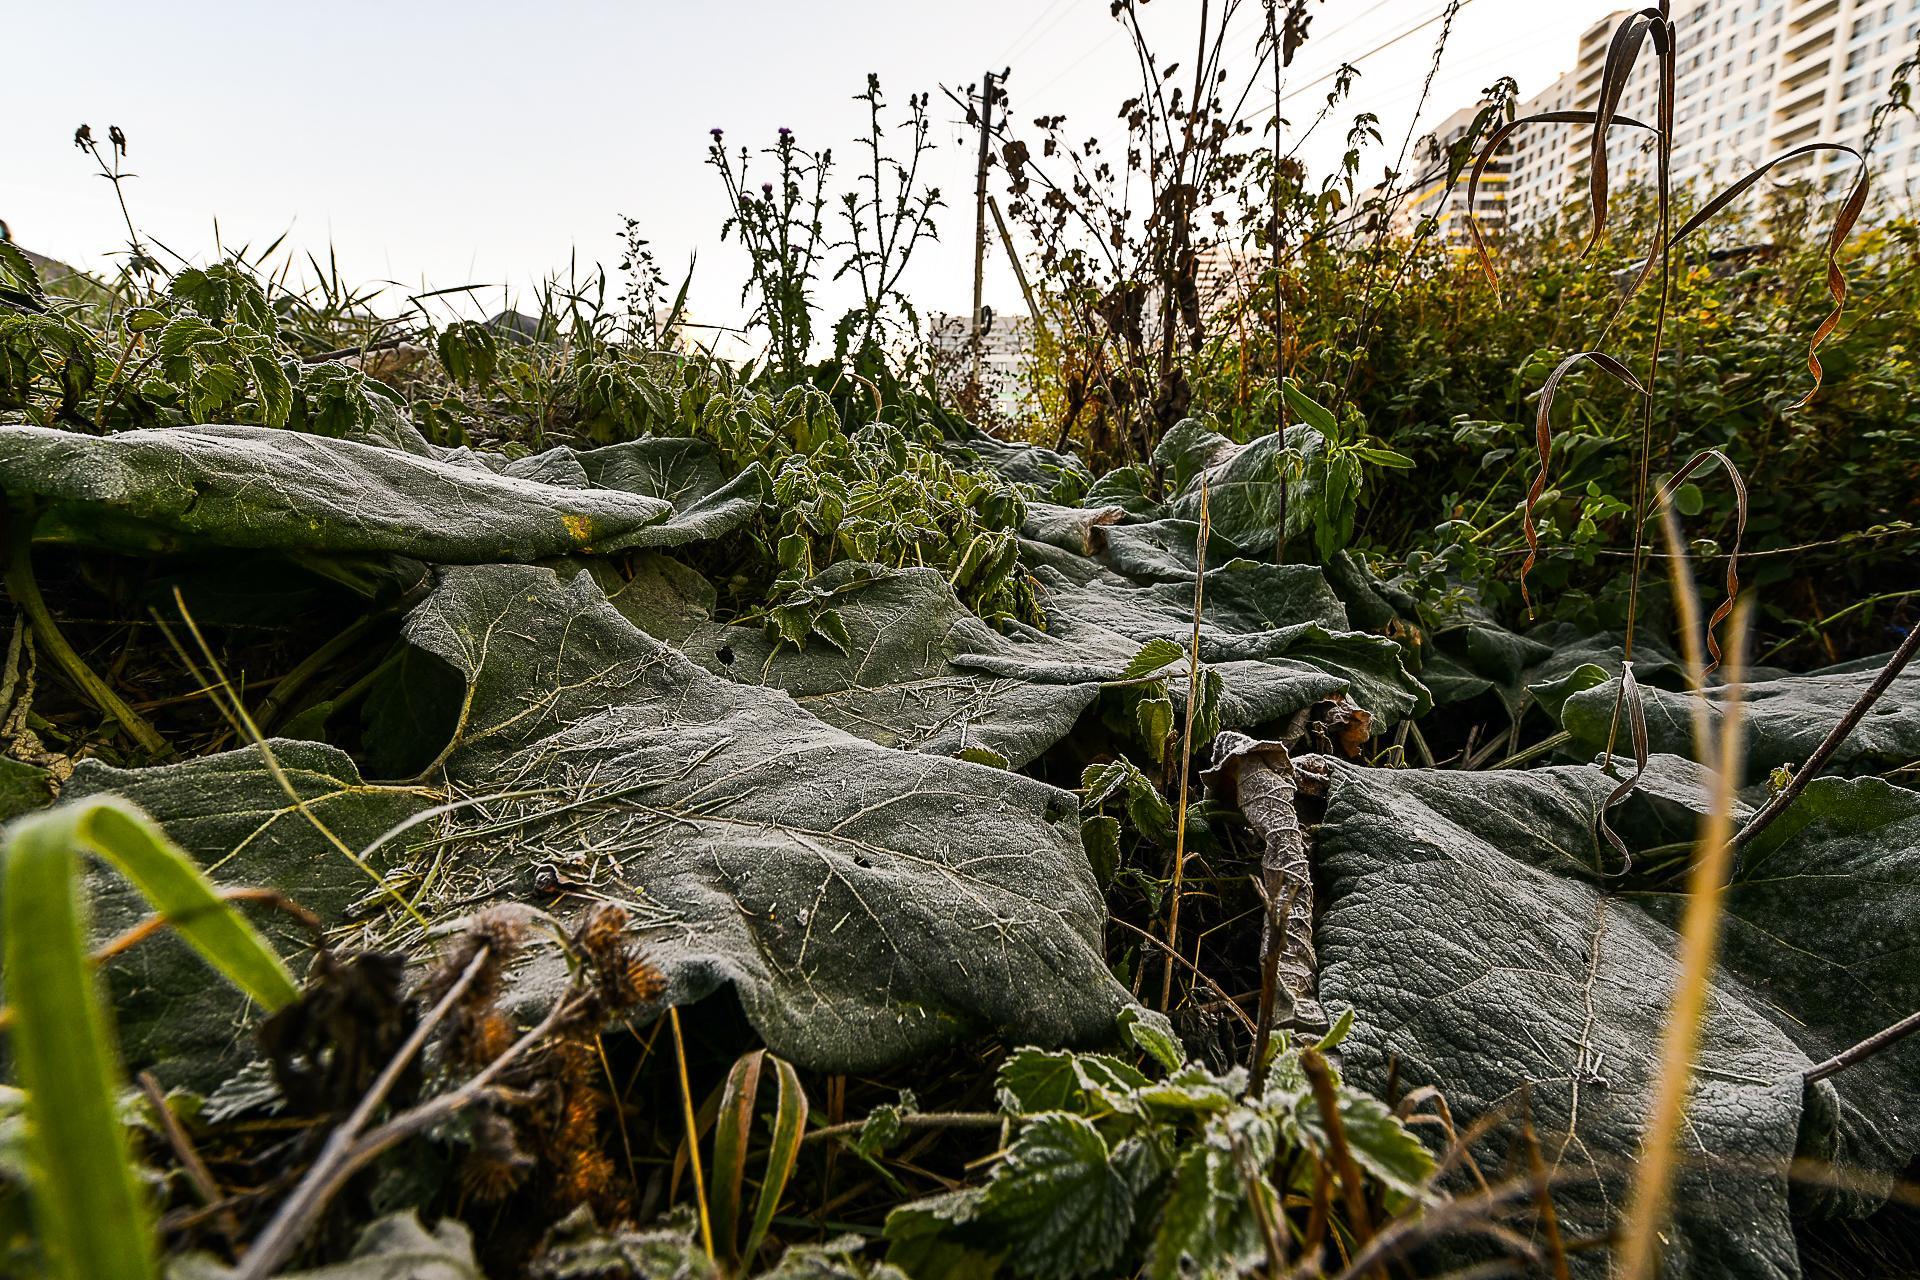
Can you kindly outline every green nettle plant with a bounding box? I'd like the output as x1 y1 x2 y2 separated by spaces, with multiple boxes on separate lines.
882 1028 1434 1279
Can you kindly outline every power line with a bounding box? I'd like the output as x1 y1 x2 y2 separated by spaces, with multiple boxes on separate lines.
1279 0 1482 106
1001 0 1080 67
1221 0 1408 68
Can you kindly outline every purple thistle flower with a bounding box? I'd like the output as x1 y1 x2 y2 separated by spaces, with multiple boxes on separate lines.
778 127 793 140
761 181 775 198
710 127 724 140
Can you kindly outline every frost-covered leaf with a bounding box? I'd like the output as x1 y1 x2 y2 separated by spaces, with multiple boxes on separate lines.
1561 654 1920 783
0 423 763 561
379 563 1126 1071
972 1113 1145 1280
172 1211 479 1279
62 743 429 1088
996 1048 1148 1115
673 563 1099 769
1143 1110 1277 1280
1311 758 1920 1277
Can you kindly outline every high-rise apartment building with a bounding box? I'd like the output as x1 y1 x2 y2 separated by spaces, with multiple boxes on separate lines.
1501 0 1920 231
1394 103 1515 245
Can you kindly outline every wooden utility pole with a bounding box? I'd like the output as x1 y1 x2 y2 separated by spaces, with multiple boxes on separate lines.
969 69 1003 399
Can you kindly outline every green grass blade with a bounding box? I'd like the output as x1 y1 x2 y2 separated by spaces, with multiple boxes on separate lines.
3 811 157 1280
710 1048 765 1264
742 1054 809 1268
72 798 300 1012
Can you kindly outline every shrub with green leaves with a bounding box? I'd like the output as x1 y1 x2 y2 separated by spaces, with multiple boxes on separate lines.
882 1027 1433 1279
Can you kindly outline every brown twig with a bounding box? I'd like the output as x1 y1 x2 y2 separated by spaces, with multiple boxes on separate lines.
233 944 497 1279
1804 1007 1920 1084
138 1070 242 1243
1732 619 1920 855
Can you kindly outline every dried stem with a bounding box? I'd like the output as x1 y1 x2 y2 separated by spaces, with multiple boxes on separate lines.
234 944 495 1280
1804 1006 1920 1084
1732 619 1920 855
1160 480 1211 1011
1616 596 1751 1280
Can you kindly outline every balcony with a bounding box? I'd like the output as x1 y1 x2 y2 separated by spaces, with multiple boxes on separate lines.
1773 81 1829 124
1785 0 1841 35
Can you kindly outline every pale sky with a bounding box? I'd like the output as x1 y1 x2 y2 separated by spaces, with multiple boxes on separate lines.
4 0 1624 339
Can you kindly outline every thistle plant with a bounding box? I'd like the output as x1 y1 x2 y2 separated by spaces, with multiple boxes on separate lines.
833 75 941 366
709 125 831 385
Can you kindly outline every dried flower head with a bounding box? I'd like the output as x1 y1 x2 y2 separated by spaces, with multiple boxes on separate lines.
460 1109 533 1202
570 903 664 1012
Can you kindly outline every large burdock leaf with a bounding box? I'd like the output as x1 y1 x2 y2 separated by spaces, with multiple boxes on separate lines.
623 550 1425 767
1311 758 1920 1278
60 743 432 1086
1010 552 1429 730
0 423 763 560
1561 654 1920 782
387 563 1128 1069
673 562 1100 768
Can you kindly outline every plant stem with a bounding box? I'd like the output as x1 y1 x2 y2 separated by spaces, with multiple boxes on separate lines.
1732 619 1920 856
1804 1007 1920 1083
1 502 170 756
802 1111 1003 1146
1160 480 1211 1012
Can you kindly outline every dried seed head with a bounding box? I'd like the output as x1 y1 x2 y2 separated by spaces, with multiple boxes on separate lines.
570 904 663 1012
460 1110 533 1202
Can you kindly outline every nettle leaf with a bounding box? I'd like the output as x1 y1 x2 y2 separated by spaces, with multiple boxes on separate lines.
1144 1110 1279 1280
1134 692 1176 761
1122 637 1186 681
997 1048 1149 1115
973 1113 1144 1280
1117 1005 1184 1075
1082 758 1177 849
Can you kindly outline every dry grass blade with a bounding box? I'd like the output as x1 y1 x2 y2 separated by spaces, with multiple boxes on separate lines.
1670 143 1870 404
711 1048 767 1265
1596 661 1650 872
1464 112 1657 290
1587 9 1669 252
1302 1048 1375 1255
671 1006 717 1260
1615 529 1752 1278
1519 352 1646 614
1655 448 1749 673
